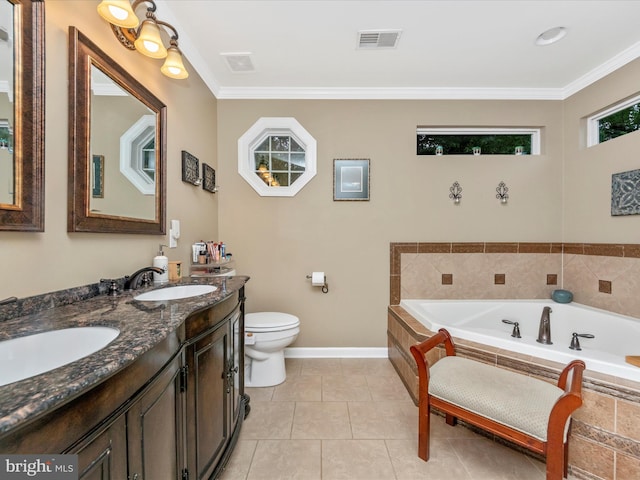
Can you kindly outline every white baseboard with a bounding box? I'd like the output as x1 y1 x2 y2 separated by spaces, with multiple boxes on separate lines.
284 347 388 358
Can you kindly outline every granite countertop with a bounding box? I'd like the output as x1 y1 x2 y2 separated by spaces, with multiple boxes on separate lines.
0 275 249 436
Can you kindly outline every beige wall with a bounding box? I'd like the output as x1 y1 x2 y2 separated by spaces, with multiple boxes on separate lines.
218 99 564 347
4 1 640 351
0 1 218 298
563 59 640 242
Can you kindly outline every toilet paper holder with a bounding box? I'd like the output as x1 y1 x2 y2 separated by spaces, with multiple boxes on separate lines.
306 273 329 293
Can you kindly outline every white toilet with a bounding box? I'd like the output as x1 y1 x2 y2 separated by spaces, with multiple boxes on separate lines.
244 312 300 387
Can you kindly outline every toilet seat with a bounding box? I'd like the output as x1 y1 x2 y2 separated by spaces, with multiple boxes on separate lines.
245 312 300 332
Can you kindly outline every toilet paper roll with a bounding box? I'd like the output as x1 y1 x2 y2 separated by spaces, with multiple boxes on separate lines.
311 272 325 286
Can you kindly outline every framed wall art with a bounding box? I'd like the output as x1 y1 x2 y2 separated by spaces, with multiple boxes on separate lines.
612 168 640 216
202 163 216 193
333 158 370 201
91 154 104 198
181 150 200 185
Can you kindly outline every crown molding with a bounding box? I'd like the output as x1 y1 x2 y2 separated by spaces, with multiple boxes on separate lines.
562 40 640 99
215 86 566 100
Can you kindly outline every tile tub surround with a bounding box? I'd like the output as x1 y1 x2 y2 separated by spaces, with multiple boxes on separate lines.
389 242 640 319
388 242 640 480
0 275 249 436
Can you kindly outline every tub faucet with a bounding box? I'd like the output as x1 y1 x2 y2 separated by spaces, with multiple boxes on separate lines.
536 306 553 345
124 267 164 290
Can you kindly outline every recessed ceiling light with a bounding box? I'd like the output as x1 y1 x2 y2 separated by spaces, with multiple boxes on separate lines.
535 26 567 46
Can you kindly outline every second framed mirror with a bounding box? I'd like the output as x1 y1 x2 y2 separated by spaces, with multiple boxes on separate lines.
68 26 166 234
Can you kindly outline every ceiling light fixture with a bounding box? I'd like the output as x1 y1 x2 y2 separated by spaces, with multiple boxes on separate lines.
535 26 567 46
97 0 189 79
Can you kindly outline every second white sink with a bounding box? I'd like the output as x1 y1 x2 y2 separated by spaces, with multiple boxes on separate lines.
134 284 217 302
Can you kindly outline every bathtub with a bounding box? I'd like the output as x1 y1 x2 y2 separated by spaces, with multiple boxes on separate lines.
399 299 640 382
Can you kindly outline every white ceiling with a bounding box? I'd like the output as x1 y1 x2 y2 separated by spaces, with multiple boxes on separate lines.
155 0 640 100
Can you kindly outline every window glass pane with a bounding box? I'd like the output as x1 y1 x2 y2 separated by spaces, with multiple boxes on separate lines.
142 138 155 181
290 172 303 185
255 138 270 151
270 135 290 151
598 103 640 143
290 138 304 152
417 134 532 155
272 172 289 186
271 153 290 170
290 153 306 171
254 152 269 170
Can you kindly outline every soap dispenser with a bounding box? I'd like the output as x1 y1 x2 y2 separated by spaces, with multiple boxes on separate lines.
153 244 169 285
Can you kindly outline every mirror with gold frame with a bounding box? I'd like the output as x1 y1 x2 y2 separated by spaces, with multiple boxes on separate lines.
0 0 45 232
68 26 166 234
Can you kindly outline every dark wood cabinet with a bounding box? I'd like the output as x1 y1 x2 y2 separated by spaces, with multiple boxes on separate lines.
126 352 186 480
74 414 128 480
2 285 248 480
72 351 185 480
184 303 245 480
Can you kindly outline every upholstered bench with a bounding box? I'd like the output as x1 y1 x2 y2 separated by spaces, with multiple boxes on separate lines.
410 328 585 480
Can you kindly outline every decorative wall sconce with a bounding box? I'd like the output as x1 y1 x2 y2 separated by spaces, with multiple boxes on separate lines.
181 150 200 185
496 181 509 204
97 0 189 79
449 181 462 204
202 163 217 193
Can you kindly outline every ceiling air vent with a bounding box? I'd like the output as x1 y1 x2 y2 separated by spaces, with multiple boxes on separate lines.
357 30 402 49
221 53 255 73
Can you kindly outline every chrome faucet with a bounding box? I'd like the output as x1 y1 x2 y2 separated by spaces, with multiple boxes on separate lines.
124 267 164 290
536 306 553 344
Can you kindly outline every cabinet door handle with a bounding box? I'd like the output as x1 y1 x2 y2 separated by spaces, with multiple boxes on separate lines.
225 364 239 393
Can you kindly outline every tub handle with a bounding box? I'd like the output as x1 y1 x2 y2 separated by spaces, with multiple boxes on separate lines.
569 332 595 351
501 319 521 338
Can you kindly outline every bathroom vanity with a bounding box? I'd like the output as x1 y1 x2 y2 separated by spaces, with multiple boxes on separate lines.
0 276 249 480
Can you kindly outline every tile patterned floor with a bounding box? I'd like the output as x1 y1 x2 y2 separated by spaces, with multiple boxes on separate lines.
220 358 554 480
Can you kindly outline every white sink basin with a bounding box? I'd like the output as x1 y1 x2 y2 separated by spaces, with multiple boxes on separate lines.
0 326 120 387
134 284 217 301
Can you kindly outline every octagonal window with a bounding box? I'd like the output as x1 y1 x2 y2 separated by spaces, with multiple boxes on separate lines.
119 114 156 195
238 118 316 196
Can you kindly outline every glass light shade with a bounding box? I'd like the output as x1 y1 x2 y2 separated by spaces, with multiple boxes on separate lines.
97 0 139 29
134 20 167 58
160 46 189 79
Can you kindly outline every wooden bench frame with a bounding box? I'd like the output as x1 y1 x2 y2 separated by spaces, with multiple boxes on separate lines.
410 328 586 480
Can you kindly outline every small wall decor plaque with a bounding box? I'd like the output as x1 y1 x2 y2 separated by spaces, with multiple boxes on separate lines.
333 158 370 201
181 151 200 185
611 168 640 216
202 163 216 193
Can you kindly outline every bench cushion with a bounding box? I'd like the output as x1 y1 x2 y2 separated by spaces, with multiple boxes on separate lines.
429 357 565 441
